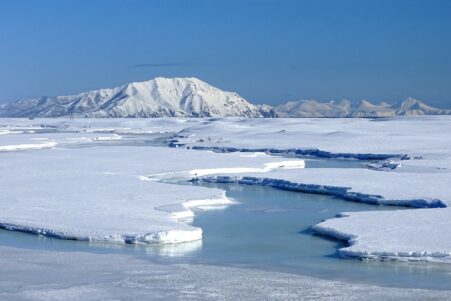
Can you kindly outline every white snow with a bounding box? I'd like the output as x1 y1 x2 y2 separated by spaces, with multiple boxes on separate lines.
188 160 305 177
176 116 451 159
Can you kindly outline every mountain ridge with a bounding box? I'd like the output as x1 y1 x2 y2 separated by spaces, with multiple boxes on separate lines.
0 77 450 118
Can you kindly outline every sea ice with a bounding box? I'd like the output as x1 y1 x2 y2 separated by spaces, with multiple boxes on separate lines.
2 116 451 261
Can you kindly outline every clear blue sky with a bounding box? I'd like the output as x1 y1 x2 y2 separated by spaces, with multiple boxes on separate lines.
1 0 450 107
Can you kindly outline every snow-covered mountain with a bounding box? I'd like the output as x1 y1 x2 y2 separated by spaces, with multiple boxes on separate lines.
0 77 264 118
395 97 451 116
1 77 450 118
276 99 353 118
276 98 451 118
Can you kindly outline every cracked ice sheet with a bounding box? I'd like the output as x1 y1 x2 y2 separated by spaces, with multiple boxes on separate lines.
1 246 451 301
199 160 451 261
171 116 451 262
175 116 451 159
0 145 304 244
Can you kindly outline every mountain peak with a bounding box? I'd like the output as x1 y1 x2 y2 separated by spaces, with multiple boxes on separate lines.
0 77 263 118
399 97 422 108
356 99 373 106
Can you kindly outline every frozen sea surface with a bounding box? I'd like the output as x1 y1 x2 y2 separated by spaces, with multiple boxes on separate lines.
2 117 451 299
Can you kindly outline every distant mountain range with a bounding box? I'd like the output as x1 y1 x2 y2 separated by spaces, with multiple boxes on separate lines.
0 77 449 118
275 98 451 118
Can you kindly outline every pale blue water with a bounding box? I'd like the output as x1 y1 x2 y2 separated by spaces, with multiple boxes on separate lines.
188 182 451 290
2 178 451 290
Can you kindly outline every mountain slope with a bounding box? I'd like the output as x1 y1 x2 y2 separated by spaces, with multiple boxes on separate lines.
0 77 263 118
396 97 451 116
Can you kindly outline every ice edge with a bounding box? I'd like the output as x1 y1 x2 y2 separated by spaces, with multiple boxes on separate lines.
195 175 446 208
0 192 234 245
311 222 451 263
172 143 409 161
0 220 204 245
194 175 449 262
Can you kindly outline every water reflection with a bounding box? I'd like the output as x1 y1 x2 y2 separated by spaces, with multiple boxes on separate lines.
145 240 202 257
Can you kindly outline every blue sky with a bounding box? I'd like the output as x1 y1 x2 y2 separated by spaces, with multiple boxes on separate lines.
1 0 450 107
